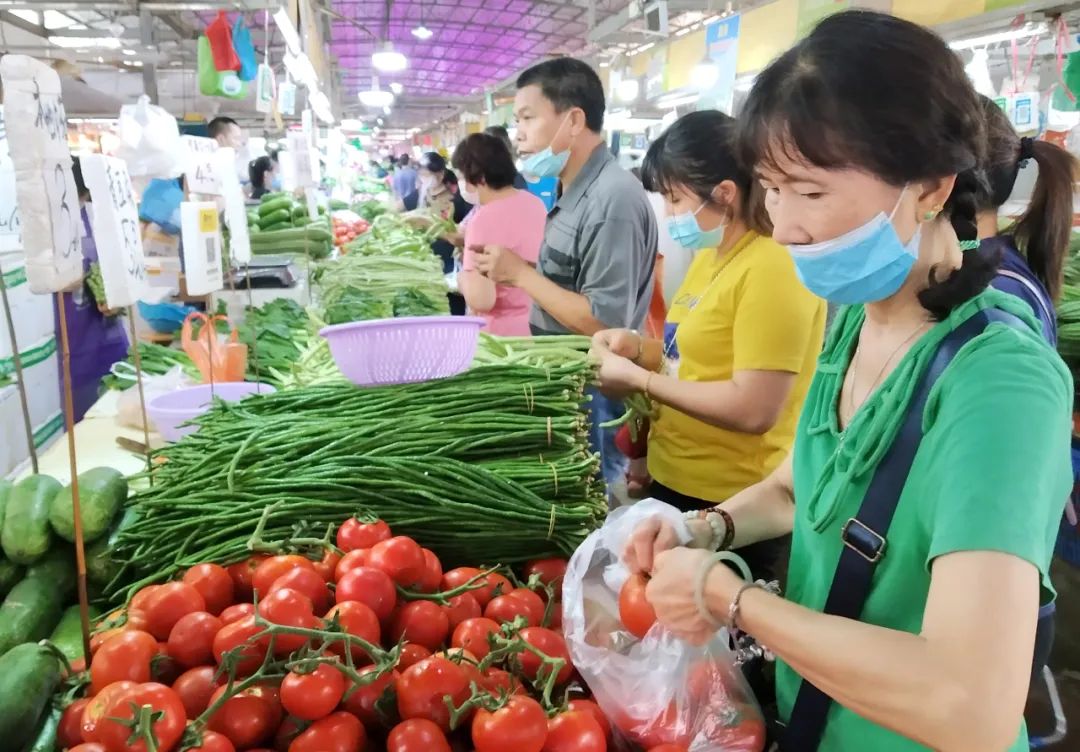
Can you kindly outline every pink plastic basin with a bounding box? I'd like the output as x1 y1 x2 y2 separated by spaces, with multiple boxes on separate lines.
148 382 276 441
319 316 486 387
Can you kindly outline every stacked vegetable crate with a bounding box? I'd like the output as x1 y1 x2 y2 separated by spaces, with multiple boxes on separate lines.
247 192 334 259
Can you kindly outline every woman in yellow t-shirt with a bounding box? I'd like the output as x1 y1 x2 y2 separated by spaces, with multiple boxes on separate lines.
593 111 825 580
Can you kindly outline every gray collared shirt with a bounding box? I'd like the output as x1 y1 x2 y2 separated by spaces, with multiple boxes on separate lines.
529 144 658 335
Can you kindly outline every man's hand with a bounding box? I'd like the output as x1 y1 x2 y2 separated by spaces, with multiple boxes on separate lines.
593 328 642 360
472 245 528 286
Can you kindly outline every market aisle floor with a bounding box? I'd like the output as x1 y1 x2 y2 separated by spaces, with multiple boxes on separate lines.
1027 558 1080 748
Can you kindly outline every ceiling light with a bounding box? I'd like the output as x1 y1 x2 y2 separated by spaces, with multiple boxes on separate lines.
49 36 121 49
372 42 407 73
383 105 391 115
122 48 136 56
377 117 384 125
359 78 395 108
389 82 403 94
950 23 1047 51
412 25 433 40
616 78 640 102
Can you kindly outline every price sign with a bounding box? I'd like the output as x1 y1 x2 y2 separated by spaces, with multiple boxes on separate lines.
0 55 82 293
80 154 148 308
287 131 313 188
181 135 221 195
305 187 320 228
278 81 297 116
215 147 251 265
0 106 22 253
180 201 224 295
255 63 275 114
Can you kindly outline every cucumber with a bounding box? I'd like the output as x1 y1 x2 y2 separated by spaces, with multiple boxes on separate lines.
261 220 294 233
259 191 288 203
0 479 12 528
250 225 333 245
0 643 63 749
48 604 100 662
25 545 76 600
87 507 139 588
257 196 293 216
0 558 23 599
49 466 127 544
247 210 260 225
1 475 61 565
21 705 60 752
0 576 66 656
257 208 293 228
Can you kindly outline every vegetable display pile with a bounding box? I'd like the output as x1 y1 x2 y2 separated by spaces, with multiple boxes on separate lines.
343 213 454 259
247 193 333 260
315 254 450 323
352 197 391 222
1055 241 1080 390
103 342 201 391
108 359 603 595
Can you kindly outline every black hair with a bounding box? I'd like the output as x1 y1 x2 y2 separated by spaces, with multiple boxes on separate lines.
398 154 410 167
420 151 446 174
484 125 515 156
977 95 1077 302
737 10 993 320
517 58 605 133
451 133 518 190
443 168 459 187
249 156 274 190
207 116 239 140
70 156 90 202
643 110 770 235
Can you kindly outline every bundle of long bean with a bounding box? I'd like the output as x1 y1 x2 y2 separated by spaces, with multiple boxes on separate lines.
315 254 449 316
110 361 604 595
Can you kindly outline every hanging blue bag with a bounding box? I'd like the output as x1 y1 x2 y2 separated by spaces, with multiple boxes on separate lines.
232 15 258 82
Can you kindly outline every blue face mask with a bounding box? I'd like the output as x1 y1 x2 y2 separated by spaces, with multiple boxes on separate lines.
521 115 571 182
666 200 725 250
270 175 282 190
786 187 919 305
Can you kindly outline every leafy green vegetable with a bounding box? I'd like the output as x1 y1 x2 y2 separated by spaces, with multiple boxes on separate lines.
324 287 394 324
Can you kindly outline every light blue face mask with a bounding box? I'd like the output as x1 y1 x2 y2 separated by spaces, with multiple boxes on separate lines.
786 187 919 305
666 199 725 250
521 115 571 182
270 175 282 191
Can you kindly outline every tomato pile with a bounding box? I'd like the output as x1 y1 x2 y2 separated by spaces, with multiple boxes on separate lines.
59 517 639 752
332 211 371 247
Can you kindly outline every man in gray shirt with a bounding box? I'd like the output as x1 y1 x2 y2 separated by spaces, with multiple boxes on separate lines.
392 154 418 200
474 57 658 491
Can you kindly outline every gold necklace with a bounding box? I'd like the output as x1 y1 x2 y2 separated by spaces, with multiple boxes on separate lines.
846 320 931 416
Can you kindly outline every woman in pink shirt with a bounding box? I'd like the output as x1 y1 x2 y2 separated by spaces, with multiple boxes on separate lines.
452 133 547 336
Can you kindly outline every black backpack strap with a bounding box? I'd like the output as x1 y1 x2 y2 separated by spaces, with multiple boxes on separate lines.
781 308 1025 751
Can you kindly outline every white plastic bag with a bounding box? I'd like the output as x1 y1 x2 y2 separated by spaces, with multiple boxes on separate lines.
116 96 183 179
115 365 192 431
563 500 766 752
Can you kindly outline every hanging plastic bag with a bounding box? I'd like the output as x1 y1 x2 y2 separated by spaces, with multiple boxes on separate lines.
206 11 241 72
563 500 767 752
232 15 258 82
116 365 194 431
116 95 183 178
197 35 249 100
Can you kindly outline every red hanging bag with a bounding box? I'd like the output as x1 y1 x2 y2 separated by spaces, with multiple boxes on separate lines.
205 11 241 72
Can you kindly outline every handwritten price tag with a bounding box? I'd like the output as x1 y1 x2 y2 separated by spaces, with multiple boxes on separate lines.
0 106 22 253
81 154 147 308
180 201 224 295
182 135 222 195
0 55 82 293
215 147 251 265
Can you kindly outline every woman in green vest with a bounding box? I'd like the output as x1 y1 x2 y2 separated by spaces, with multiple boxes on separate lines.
625 10 1072 751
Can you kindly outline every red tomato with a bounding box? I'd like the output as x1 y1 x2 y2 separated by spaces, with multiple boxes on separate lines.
206 685 279 749
288 711 365 752
387 718 452 752
166 611 222 667
153 642 183 685
341 665 399 728
324 601 381 661
226 555 268 601
89 629 157 694
397 643 432 670
129 585 161 614
485 588 544 627
81 681 137 742
313 549 342 582
646 746 688 752
472 695 549 752
69 745 107 752
334 549 370 581
336 518 392 552
368 537 426 587
481 667 524 698
567 700 611 741
442 592 481 631
391 601 449 651
281 662 347 721
270 568 331 615
441 568 512 606
257 588 317 653
395 656 472 731
524 558 568 600
219 603 255 624
518 627 573 684
173 665 222 719
542 710 607 752
183 563 235 616
274 716 306 751
96 682 186 752
451 617 501 660
212 615 268 675
334 566 397 620
143 582 207 640
619 574 656 639
58 697 89 748
416 549 443 593
252 555 317 597
189 731 236 752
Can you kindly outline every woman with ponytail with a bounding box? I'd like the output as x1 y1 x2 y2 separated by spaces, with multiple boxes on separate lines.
620 10 1073 751
977 95 1079 344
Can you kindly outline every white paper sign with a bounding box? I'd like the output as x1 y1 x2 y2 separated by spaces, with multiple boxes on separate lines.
181 135 221 195
288 131 314 188
0 55 82 293
215 147 251 266
255 63 275 114
1008 91 1040 133
180 201 224 295
279 81 297 116
305 187 320 226
81 154 148 308
0 107 22 253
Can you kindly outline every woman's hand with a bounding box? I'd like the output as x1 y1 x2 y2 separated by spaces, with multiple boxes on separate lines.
590 342 647 398
592 328 642 360
646 547 743 645
624 516 713 574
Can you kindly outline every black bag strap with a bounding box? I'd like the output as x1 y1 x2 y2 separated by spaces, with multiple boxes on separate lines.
781 308 1025 751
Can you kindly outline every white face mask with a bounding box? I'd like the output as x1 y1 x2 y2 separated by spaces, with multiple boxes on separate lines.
460 182 479 204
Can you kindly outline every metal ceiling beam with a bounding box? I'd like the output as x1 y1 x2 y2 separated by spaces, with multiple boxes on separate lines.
0 10 46 36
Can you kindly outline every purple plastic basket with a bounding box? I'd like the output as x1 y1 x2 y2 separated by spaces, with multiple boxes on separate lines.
148 382 276 442
319 316 486 387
